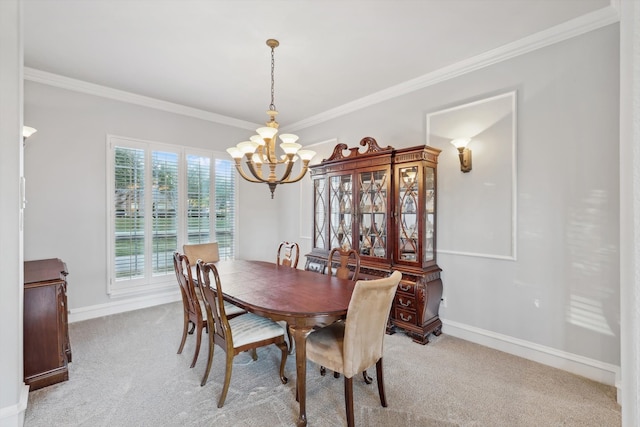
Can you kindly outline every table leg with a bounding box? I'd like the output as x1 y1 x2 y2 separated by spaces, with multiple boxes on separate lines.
290 325 313 427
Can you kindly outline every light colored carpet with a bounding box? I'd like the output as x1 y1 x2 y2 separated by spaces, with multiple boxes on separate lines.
24 302 621 426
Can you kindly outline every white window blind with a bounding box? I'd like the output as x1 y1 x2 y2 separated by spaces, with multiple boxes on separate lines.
186 154 211 244
107 136 235 295
215 159 235 260
114 146 145 280
151 151 179 276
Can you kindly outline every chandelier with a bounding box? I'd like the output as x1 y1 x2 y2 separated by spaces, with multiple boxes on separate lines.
226 39 316 198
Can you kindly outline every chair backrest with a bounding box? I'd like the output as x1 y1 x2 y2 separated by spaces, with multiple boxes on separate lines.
327 247 361 280
196 260 232 348
183 242 220 264
277 241 299 268
342 270 402 378
173 251 202 319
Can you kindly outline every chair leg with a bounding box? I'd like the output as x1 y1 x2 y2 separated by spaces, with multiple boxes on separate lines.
363 369 372 384
200 332 215 386
218 352 234 408
250 348 258 361
177 312 189 354
190 321 203 368
375 358 387 407
287 325 294 355
344 376 355 427
319 366 340 378
276 342 289 384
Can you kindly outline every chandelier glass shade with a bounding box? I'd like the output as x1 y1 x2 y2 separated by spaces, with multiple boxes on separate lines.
226 39 316 198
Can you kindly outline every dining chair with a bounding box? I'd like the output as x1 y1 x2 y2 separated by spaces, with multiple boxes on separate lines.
183 242 246 317
327 247 360 281
305 270 402 427
196 260 289 408
276 241 299 268
173 251 207 368
321 246 362 377
276 241 300 353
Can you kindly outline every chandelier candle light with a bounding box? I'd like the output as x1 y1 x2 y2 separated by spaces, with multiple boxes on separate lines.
226 39 316 198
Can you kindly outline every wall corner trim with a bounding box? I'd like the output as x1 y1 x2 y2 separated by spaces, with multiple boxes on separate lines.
0 384 29 426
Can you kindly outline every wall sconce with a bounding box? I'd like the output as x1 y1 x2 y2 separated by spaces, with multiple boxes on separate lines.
451 138 472 172
23 126 37 146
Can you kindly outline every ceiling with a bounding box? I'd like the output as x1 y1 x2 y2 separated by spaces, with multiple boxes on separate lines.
23 0 613 130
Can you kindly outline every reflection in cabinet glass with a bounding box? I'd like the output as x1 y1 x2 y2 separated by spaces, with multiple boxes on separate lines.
306 138 443 344
313 178 327 250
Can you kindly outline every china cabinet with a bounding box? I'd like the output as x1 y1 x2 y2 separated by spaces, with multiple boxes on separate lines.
306 138 443 344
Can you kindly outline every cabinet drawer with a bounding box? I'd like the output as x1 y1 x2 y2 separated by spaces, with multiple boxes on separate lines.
394 307 418 325
397 281 415 296
395 294 416 310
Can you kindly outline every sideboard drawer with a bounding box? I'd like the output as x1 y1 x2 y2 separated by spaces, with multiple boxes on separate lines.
395 294 416 310
397 280 416 296
394 307 417 326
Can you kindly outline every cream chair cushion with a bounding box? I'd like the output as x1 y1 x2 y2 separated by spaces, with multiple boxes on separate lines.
306 271 402 379
228 312 286 348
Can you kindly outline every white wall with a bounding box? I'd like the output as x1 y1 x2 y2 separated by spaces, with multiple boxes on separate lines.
292 24 621 379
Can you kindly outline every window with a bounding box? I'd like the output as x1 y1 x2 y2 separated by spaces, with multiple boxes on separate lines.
107 136 236 296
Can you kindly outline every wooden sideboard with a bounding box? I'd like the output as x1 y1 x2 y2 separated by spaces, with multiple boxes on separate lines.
24 258 71 390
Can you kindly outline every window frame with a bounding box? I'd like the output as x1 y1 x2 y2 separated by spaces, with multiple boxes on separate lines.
106 135 237 296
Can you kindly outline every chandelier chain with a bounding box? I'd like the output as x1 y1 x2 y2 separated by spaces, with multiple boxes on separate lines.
227 38 316 198
269 44 276 112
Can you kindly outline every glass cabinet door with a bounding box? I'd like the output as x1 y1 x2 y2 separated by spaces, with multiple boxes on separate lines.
357 169 389 258
398 165 419 263
424 166 436 263
329 174 354 250
313 176 327 250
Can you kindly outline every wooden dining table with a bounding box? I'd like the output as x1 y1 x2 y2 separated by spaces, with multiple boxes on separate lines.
212 259 356 427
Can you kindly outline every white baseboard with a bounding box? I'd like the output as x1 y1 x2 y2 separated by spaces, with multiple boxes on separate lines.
0 384 29 427
442 319 622 402
68 290 181 323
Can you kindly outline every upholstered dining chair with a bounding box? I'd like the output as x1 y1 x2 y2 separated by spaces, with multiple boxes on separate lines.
173 251 207 368
196 260 289 408
305 270 402 427
321 247 363 377
327 247 361 281
276 241 299 268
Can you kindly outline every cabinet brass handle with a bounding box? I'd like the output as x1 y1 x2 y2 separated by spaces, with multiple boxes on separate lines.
398 298 412 307
399 284 411 292
399 313 413 322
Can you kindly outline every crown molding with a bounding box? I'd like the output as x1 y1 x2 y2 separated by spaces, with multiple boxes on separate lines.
23 67 260 131
286 5 620 132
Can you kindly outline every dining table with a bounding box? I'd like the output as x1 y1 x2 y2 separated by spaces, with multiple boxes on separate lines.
212 259 356 427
